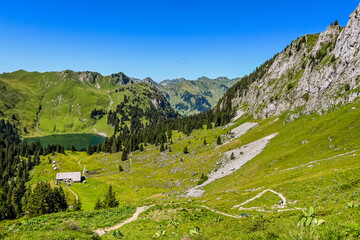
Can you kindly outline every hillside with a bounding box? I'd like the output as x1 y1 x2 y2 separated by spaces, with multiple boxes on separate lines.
1 4 360 240
137 76 239 116
0 70 178 137
217 5 360 121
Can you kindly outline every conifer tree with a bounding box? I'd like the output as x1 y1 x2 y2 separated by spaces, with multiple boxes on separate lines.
103 186 119 208
183 146 189 154
139 143 144 152
217 136 222 145
121 148 128 161
94 198 103 210
73 199 82 211
160 142 165 152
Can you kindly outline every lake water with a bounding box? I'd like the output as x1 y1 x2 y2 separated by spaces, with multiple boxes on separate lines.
24 134 106 150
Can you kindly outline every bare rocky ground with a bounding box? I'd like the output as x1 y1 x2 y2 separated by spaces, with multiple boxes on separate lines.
185 133 278 198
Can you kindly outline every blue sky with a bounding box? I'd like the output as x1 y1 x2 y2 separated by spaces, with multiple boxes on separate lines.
0 1 358 82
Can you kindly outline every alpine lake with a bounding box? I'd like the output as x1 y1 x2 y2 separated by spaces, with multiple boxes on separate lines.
24 133 106 150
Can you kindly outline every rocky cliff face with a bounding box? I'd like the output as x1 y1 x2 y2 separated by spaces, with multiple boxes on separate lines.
226 4 360 120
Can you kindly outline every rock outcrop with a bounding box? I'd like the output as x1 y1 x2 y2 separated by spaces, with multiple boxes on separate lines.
225 4 360 120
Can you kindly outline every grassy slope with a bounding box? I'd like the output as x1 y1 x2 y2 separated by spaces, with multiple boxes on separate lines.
1 99 360 239
0 71 173 137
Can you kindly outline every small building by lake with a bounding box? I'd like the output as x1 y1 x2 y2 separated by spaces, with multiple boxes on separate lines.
56 172 82 184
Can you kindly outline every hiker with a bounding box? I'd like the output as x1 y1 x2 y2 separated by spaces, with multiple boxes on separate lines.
279 199 284 205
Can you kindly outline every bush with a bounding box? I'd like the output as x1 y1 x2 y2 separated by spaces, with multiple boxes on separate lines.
183 146 189 154
287 83 294 91
198 173 208 185
217 136 222 145
344 84 351 92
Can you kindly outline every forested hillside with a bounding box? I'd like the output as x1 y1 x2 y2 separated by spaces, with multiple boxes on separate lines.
0 70 178 137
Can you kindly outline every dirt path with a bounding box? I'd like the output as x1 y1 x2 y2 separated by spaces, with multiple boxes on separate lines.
94 205 153 236
232 189 303 212
108 93 113 111
94 203 242 236
232 189 286 209
278 150 357 173
66 186 78 201
78 158 86 176
93 190 300 237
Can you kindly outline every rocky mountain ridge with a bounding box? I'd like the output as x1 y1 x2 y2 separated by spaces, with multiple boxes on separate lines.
222 4 360 120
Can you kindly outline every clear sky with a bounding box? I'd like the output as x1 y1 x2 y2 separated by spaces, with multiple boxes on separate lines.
0 1 359 82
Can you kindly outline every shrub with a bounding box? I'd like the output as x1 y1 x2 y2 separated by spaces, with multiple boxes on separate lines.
217 136 222 145
183 146 189 154
198 173 208 185
287 83 294 91
344 84 351 92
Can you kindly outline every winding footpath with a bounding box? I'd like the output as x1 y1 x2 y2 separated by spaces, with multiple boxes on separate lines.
78 158 86 176
95 205 153 236
66 186 78 201
93 188 302 236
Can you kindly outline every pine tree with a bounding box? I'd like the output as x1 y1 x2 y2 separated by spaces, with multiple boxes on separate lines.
119 165 124 172
73 199 82 211
217 136 222 145
121 148 128 161
230 152 235 160
183 146 189 154
87 144 93 155
203 139 207 145
103 186 119 208
160 142 165 152
167 128 172 140
94 198 103 210
139 144 144 152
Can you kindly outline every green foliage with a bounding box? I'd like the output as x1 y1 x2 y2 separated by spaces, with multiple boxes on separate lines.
198 173 208 185
102 186 119 208
203 139 207 145
121 148 128 161
183 146 189 154
345 83 351 92
27 182 68 217
302 93 310 102
189 226 201 236
287 83 294 91
119 165 124 172
73 199 82 211
297 207 325 228
113 229 124 238
153 229 166 238
139 143 144 152
94 198 103 210
160 142 165 152
216 136 222 145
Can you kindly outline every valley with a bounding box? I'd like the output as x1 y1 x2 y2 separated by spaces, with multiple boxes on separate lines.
1 3 360 240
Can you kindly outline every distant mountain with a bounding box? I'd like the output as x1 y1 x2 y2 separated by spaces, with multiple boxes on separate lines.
136 76 239 116
0 70 178 136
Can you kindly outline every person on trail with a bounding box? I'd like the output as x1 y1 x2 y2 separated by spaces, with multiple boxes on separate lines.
279 199 284 205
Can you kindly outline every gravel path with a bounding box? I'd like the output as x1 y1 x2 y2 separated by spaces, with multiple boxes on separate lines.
186 133 278 198
78 158 86 176
66 186 78 201
94 205 153 236
232 189 286 209
94 203 242 236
